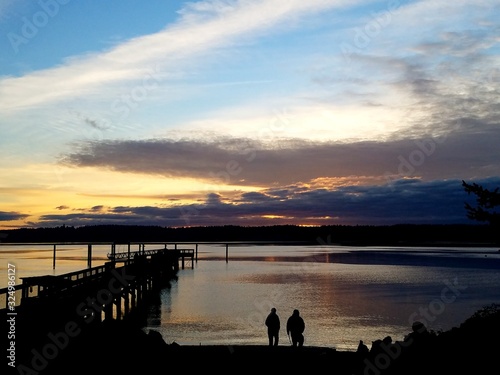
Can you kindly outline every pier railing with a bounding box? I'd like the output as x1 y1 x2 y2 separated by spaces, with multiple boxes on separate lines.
0 249 184 310
2 249 186 368
0 263 109 309
1 240 294 310
0 247 195 310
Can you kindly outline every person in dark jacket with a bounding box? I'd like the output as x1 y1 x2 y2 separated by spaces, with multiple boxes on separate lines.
286 309 305 347
265 307 280 346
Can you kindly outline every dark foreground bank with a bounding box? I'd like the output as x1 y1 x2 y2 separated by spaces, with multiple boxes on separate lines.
10 303 500 375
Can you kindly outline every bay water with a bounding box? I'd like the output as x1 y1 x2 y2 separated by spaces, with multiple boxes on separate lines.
1 243 499 351
142 244 500 351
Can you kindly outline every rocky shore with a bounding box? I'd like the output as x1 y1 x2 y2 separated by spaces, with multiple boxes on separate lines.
14 303 500 375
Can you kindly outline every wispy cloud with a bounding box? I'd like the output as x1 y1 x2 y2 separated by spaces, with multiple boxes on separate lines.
0 0 354 113
1 0 498 229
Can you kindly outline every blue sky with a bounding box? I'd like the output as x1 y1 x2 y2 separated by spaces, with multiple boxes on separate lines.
0 0 499 229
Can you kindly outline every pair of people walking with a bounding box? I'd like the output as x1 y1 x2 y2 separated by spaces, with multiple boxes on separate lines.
265 308 305 347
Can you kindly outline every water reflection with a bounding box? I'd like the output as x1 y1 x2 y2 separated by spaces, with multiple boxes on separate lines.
143 249 500 351
1 243 499 351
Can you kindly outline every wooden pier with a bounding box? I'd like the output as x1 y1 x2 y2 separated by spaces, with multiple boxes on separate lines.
1 239 291 315
107 244 195 269
0 247 190 373
0 240 306 373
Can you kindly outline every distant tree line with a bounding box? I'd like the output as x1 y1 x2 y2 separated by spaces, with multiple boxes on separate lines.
0 223 497 246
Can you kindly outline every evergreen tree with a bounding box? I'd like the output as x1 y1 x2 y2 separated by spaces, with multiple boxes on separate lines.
462 180 500 227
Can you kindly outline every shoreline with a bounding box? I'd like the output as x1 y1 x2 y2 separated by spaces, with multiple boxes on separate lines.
1 223 497 247
25 303 498 375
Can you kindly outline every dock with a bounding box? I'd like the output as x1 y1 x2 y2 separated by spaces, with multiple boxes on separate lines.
1 246 192 373
0 240 305 373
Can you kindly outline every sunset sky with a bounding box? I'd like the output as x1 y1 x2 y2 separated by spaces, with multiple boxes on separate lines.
0 0 499 229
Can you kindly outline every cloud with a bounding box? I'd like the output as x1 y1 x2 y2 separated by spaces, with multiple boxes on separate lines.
60 120 500 186
411 29 500 57
318 1 500 140
2 0 499 230
32 177 500 227
0 0 354 113
36 212 141 226
240 191 275 202
84 117 109 131
0 211 29 221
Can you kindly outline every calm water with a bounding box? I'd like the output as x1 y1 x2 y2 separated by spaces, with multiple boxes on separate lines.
1 243 499 351
142 244 500 351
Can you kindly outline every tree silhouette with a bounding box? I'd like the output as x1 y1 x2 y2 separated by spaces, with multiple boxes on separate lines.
462 180 500 227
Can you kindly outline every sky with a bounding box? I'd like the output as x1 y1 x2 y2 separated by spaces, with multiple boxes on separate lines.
0 0 499 229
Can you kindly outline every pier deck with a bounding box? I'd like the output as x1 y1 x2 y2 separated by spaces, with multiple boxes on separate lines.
1 248 184 373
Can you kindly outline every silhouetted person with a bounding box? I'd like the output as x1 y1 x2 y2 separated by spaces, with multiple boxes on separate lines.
357 340 369 356
286 309 305 347
370 339 383 356
265 307 280 346
404 321 431 346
